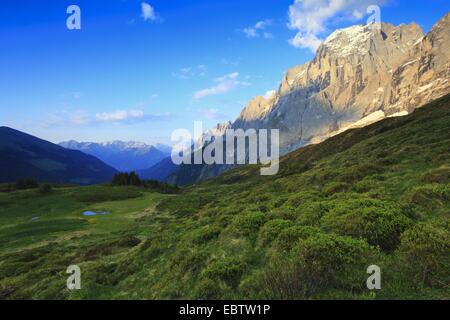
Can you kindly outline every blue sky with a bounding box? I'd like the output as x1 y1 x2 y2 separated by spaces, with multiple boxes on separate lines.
0 0 448 145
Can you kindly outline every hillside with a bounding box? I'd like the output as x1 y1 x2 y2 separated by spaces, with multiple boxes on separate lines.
0 94 449 299
137 156 178 181
0 127 117 184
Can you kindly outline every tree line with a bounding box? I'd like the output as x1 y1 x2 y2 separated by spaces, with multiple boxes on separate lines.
111 172 180 194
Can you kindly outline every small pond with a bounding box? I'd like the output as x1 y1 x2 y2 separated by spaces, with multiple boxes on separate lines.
82 211 111 217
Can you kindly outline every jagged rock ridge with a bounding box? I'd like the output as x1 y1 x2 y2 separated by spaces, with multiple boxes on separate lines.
234 14 449 154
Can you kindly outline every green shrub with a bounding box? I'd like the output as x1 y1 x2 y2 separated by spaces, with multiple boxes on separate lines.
268 208 297 221
421 167 450 184
260 233 374 298
258 219 293 246
189 226 221 245
296 201 329 226
401 184 450 217
321 198 411 251
201 257 247 288
293 234 373 293
285 190 323 207
353 178 379 193
238 271 271 299
193 278 227 300
274 225 321 252
38 184 52 194
257 255 306 299
397 222 450 288
338 163 383 183
230 212 268 237
324 182 350 195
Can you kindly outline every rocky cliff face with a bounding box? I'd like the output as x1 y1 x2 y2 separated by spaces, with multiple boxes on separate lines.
168 14 450 185
234 14 449 154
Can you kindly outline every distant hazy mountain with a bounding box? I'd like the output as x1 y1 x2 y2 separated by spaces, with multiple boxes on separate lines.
59 140 172 172
168 13 450 186
137 156 177 181
153 143 173 155
0 127 117 184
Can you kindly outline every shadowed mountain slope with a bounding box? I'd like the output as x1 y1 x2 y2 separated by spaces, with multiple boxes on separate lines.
0 127 117 184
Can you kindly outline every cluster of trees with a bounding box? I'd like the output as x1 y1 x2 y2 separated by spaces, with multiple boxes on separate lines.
111 172 180 194
0 173 179 195
111 172 142 186
0 178 53 194
15 178 39 190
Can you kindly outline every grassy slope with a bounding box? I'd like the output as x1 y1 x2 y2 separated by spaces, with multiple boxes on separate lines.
0 95 449 299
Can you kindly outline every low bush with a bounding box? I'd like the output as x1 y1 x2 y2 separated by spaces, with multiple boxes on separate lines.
193 278 228 300
260 233 374 298
189 226 221 245
324 182 350 195
321 198 411 251
295 201 329 226
274 225 321 252
402 184 450 208
397 222 450 288
201 257 247 288
38 184 52 194
258 219 293 246
230 212 268 238
421 167 450 184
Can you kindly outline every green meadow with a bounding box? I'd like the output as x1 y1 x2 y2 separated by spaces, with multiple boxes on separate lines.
0 95 449 300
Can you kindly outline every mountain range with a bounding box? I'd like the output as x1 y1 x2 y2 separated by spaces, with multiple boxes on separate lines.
1 14 448 187
0 127 117 184
58 140 171 172
166 13 450 186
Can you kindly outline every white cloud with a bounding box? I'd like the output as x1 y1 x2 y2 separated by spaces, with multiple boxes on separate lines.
288 0 388 52
141 2 158 21
242 19 274 39
289 32 323 51
42 109 172 127
95 110 173 123
193 72 251 100
43 110 93 128
255 20 271 29
263 90 276 100
173 65 207 79
197 108 229 120
96 110 144 122
220 58 240 66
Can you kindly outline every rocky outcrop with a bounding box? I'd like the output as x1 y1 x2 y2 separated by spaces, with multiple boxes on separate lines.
234 14 449 154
